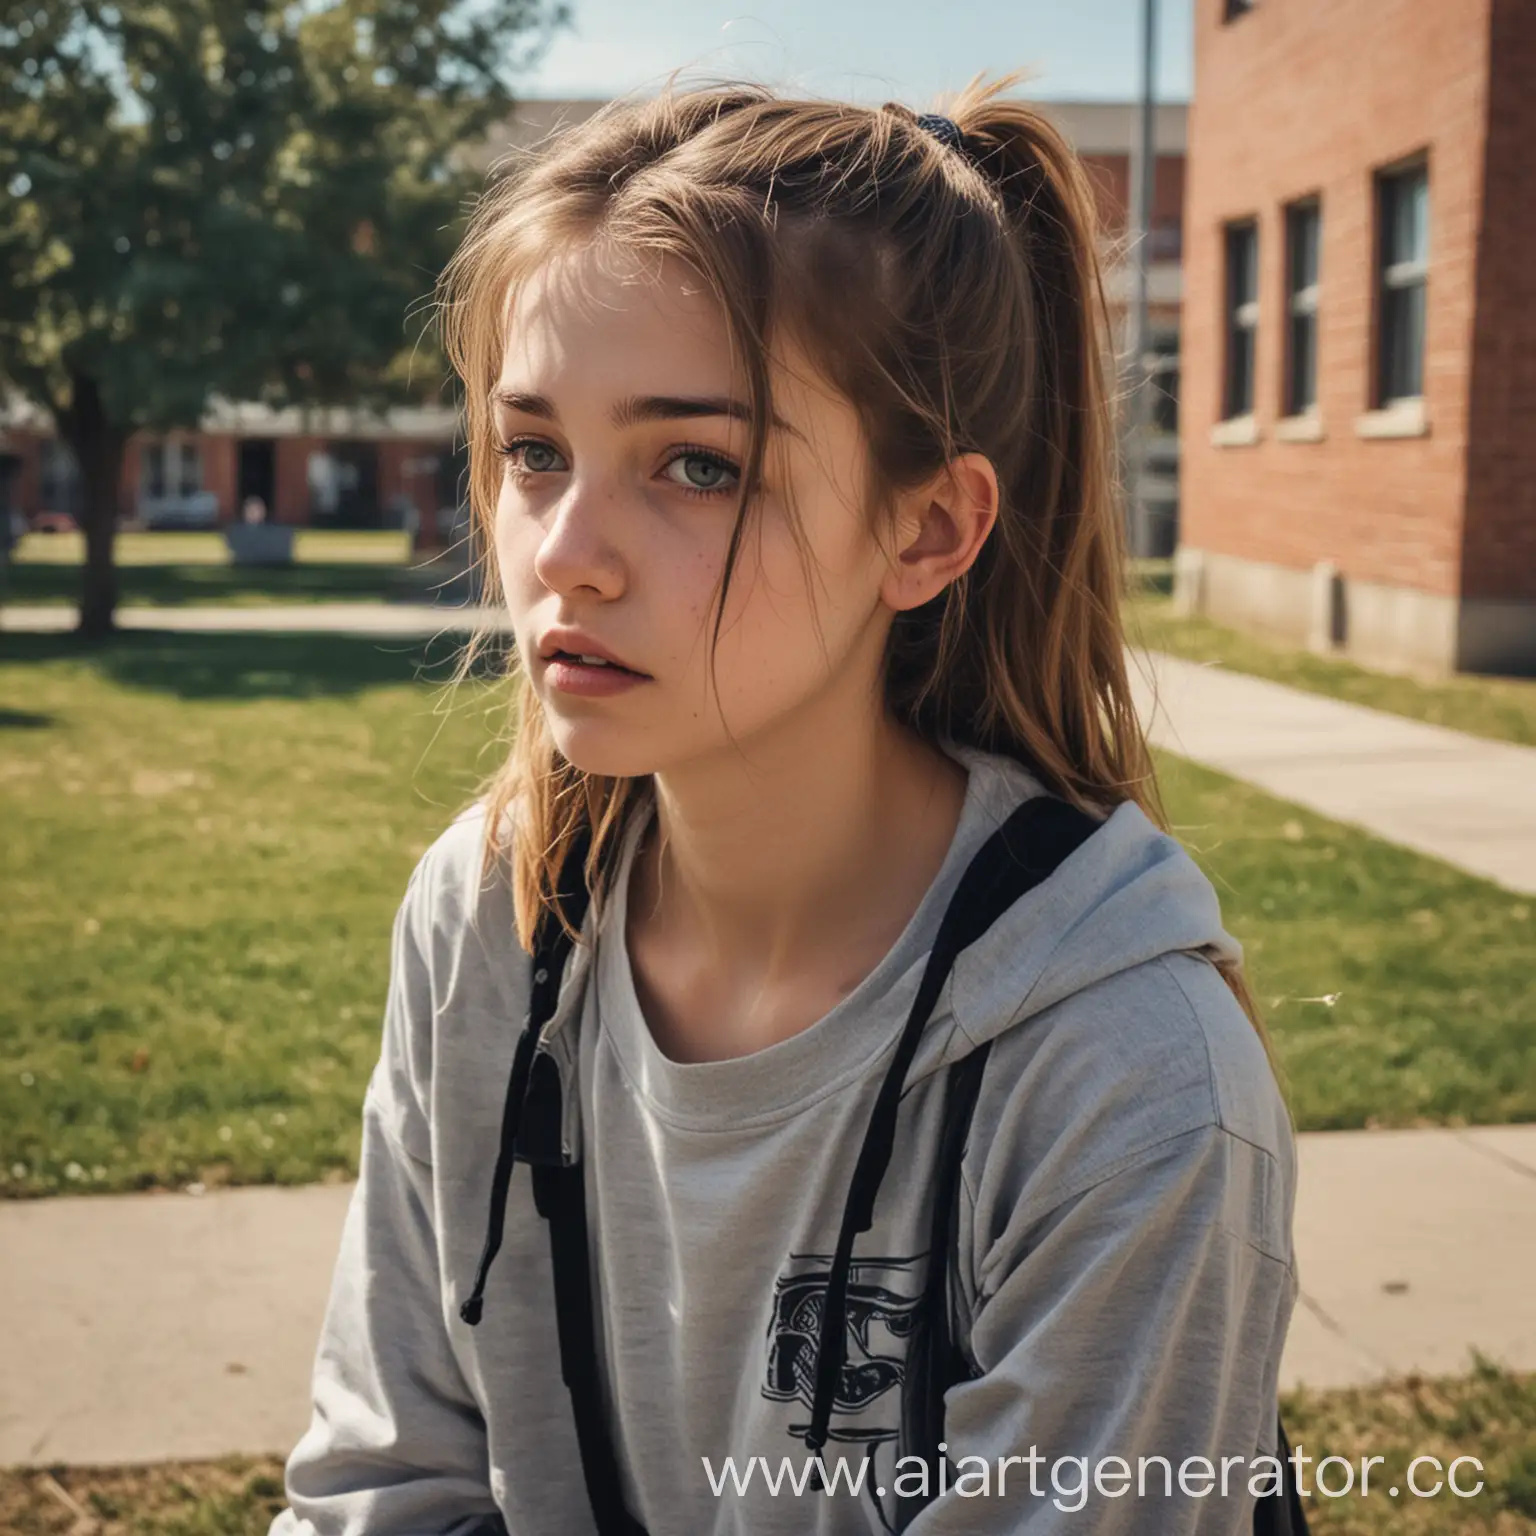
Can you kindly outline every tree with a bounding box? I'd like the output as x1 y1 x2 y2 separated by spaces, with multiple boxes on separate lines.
0 0 565 636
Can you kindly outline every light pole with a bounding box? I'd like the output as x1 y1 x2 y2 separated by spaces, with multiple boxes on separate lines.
1126 0 1158 557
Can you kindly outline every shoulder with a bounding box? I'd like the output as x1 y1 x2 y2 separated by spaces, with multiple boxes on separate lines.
371 802 529 1157
400 801 497 928
966 952 1295 1272
386 802 526 1047
392 802 521 970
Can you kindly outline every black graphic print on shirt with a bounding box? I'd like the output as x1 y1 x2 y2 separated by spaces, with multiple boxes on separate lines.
762 1251 926 1447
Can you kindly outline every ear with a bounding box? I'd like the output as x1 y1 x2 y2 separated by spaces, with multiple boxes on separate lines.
879 452 999 614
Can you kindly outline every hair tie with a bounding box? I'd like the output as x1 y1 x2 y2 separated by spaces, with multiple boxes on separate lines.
915 112 965 154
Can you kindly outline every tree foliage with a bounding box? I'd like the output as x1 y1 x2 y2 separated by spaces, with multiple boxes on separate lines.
0 0 564 632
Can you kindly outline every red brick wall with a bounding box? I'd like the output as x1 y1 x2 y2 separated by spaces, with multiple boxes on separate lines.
378 438 450 536
201 434 238 522
1461 0 1536 603
8 432 42 517
273 436 321 525
1180 0 1492 599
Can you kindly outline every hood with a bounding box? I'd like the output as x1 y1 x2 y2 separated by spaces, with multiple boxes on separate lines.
944 771 1244 1063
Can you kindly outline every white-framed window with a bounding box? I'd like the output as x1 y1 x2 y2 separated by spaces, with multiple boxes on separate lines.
140 439 203 500
1284 199 1321 414
1376 160 1428 404
1223 221 1259 419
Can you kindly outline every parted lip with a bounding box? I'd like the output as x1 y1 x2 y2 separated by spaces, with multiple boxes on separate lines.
537 626 647 676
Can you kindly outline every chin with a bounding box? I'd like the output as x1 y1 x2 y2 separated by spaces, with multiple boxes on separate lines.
544 717 662 781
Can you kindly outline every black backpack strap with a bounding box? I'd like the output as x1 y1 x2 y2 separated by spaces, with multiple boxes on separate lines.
909 927 1310 1536
892 795 1103 1520
532 1159 649 1536
898 1037 993 1530
460 823 647 1534
802 794 1107 1454
517 836 647 1536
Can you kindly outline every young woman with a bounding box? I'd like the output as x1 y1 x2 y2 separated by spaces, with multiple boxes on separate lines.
274 75 1299 1536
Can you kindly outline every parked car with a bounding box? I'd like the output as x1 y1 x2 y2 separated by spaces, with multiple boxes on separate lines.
31 510 79 534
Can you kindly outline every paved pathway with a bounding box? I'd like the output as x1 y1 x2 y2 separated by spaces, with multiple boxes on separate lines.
2 1126 1533 1466
1128 648 1536 895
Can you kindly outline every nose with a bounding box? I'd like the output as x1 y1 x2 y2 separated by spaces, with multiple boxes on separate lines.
531 479 626 601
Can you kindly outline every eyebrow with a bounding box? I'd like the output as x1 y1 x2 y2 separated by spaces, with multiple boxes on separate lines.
490 389 797 436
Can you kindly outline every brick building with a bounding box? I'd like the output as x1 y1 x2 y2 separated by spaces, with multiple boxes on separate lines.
0 397 462 542
1178 0 1536 675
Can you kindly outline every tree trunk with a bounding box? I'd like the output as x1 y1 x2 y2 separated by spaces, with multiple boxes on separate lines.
58 373 127 640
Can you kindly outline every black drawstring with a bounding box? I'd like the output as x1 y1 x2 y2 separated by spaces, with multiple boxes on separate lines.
459 825 593 1327
801 795 1091 1451
459 1021 542 1325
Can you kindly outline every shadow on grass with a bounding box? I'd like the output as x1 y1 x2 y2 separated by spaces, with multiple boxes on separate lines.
0 707 55 728
0 629 515 701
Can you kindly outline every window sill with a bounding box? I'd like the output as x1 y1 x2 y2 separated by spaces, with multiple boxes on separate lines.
1275 413 1325 443
1210 416 1260 447
1355 399 1428 439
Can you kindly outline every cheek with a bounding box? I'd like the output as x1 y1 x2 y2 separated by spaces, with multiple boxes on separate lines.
707 506 876 684
492 487 536 598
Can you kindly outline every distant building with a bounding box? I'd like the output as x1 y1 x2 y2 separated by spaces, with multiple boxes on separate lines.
0 396 462 543
1179 0 1535 675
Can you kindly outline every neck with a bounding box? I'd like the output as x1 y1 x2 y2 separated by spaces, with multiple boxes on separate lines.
628 675 968 1004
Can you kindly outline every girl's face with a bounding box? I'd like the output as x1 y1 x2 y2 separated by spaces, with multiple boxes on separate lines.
492 244 906 781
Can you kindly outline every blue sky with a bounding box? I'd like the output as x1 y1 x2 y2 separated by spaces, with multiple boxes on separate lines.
518 0 1193 105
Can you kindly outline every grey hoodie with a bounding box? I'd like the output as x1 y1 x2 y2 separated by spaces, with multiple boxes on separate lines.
273 742 1297 1536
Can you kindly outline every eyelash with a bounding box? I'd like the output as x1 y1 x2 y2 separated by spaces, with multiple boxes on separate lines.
493 437 740 501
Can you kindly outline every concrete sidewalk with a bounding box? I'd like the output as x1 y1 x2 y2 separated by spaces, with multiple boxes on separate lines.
1129 648 1536 895
2 1126 1533 1467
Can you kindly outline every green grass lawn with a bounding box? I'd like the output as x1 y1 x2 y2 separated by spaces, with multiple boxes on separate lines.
3 1364 1532 1533
1 631 509 1196
1279 1358 1536 1532
1127 587 1536 749
0 633 1531 1198
3 529 472 607
1154 752 1534 1131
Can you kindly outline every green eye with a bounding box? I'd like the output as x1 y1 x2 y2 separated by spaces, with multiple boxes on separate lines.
495 438 567 474
683 456 725 488
665 450 738 495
